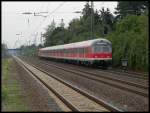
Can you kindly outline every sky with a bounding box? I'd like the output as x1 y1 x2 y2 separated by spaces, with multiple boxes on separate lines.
2 1 118 49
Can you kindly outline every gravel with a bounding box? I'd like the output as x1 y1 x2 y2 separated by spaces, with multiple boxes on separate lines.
22 57 149 111
13 59 62 111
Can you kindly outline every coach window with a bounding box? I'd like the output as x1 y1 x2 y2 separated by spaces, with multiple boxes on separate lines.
59 49 60 55
63 49 65 54
71 49 72 54
79 48 83 54
68 49 70 54
76 48 78 54
70 49 71 54
70 49 72 54
73 48 75 54
80 48 82 54
81 48 83 54
79 48 81 54
78 48 81 54
85 47 88 54
66 49 68 54
71 48 73 54
82 48 84 54
74 48 76 54
57 49 59 55
72 49 73 53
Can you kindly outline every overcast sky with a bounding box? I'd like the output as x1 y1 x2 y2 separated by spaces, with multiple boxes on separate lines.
2 1 117 49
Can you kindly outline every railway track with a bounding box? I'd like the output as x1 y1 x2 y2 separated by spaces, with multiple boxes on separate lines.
14 56 121 112
99 67 148 80
25 58 148 98
42 60 148 89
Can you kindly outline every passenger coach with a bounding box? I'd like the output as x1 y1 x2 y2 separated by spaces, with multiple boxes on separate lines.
38 38 112 67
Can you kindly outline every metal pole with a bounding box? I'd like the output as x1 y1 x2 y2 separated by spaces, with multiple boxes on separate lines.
41 32 43 45
91 1 94 39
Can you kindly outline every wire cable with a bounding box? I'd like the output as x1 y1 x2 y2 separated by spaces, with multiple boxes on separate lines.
28 2 66 42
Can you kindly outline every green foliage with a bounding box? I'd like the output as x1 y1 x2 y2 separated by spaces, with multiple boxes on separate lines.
20 44 37 56
2 58 28 111
41 2 148 72
43 3 115 46
82 2 92 19
115 1 149 19
43 20 56 46
2 86 8 101
2 58 11 101
107 12 148 71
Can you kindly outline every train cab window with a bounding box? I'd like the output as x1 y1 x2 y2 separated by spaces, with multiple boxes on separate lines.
102 45 112 52
94 45 102 52
94 44 111 52
102 45 109 52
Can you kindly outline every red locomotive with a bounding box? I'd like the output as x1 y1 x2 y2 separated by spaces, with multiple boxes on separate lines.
38 38 112 67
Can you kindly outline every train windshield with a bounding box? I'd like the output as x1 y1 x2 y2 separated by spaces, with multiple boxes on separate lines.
94 44 112 52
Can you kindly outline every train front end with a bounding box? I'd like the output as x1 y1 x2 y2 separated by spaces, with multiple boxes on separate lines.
91 39 112 67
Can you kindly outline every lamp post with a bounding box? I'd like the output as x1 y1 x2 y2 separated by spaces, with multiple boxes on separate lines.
121 58 128 72
16 33 23 55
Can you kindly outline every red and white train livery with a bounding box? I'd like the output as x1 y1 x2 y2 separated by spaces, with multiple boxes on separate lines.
38 38 112 67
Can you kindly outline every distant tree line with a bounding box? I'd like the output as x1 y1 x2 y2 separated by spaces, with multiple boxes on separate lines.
2 43 9 58
20 44 38 56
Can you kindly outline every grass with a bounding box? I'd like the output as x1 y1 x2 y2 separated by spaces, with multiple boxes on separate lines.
2 58 11 101
2 58 28 111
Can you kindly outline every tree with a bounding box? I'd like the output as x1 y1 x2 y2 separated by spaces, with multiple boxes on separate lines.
59 19 65 28
107 11 148 71
99 7 115 35
82 2 92 19
115 1 149 19
43 19 56 46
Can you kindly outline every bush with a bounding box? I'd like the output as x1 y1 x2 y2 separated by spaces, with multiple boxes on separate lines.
2 86 8 101
107 12 148 71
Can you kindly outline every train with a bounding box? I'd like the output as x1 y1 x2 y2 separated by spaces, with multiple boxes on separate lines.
38 38 112 67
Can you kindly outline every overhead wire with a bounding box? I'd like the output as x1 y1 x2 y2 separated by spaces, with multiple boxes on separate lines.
28 2 66 45
31 2 65 35
28 2 51 44
25 2 43 45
